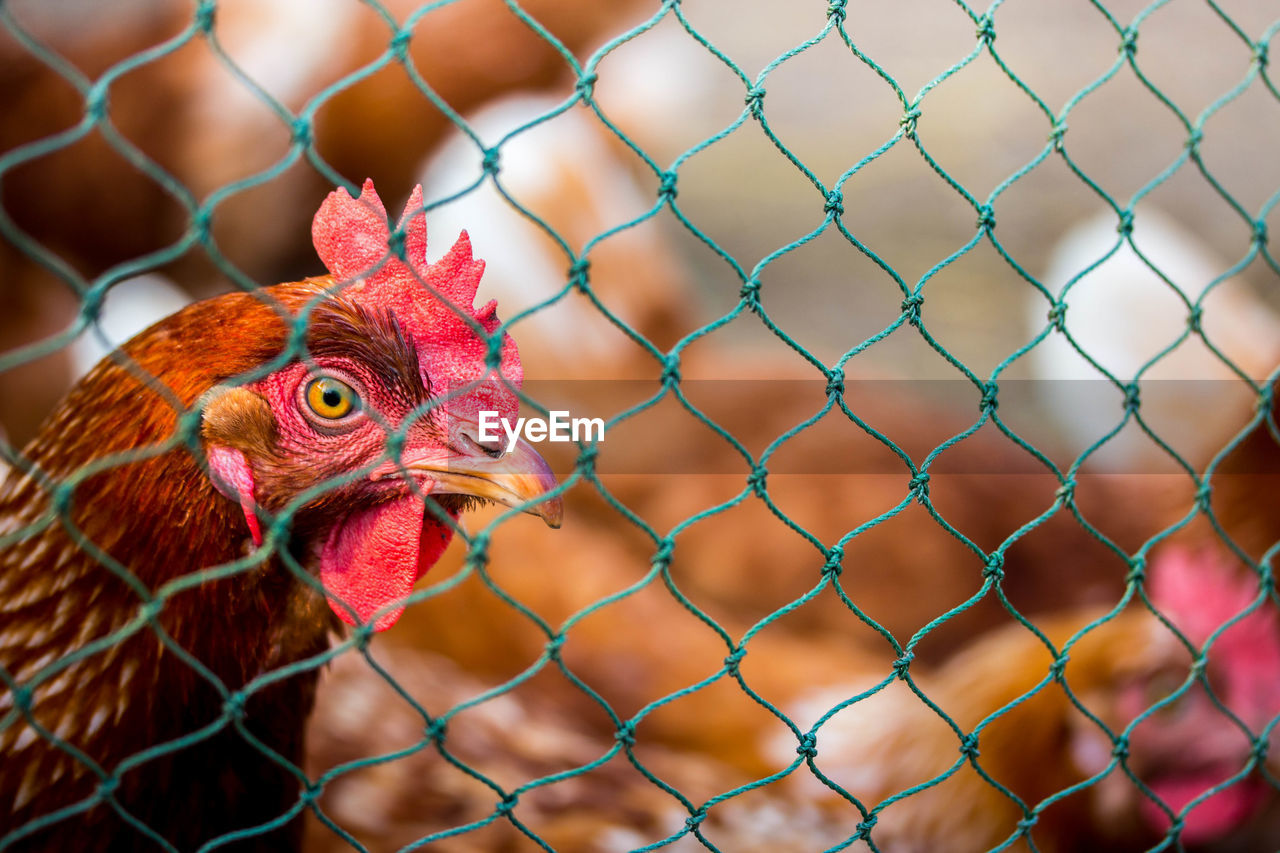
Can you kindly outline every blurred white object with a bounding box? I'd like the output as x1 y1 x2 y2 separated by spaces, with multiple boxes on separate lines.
69 275 192 381
1026 210 1280 470
419 94 688 377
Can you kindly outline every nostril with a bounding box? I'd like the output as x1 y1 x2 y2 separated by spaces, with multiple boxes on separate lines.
458 428 504 458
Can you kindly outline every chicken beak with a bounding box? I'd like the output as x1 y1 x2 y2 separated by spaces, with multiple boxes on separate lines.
376 436 563 528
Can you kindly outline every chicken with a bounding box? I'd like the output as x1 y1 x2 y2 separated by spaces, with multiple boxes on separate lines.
1027 208 1280 472
775 544 1280 852
0 180 561 850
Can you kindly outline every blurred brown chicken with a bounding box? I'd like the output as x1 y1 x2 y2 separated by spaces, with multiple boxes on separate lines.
775 544 1280 852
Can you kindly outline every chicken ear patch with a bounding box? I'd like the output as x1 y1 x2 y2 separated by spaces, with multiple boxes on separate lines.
318 494 455 631
206 445 262 546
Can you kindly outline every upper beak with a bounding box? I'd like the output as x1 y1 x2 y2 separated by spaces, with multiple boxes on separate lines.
371 434 563 528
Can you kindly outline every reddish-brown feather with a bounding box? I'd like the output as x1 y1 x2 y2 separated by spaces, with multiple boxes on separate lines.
0 278 355 851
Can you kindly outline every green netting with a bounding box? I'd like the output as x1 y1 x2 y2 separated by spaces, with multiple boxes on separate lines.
1 0 1279 851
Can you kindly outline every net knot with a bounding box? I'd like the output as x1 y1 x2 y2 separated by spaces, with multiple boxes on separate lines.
192 206 214 243
389 28 412 61
575 72 598 99
85 82 109 123
959 732 980 759
615 722 637 747
652 538 676 568
900 106 922 137
796 732 818 759
1195 482 1212 511
655 170 680 201
386 227 407 262
426 718 447 743
901 293 923 325
299 782 321 804
747 464 768 496
568 258 591 291
908 471 930 499
979 381 998 412
745 85 766 118
1016 816 1039 832
485 335 506 371
1112 736 1130 760
194 0 216 32
138 599 167 624
81 286 105 324
822 545 844 577
1054 479 1075 505
52 482 75 518
289 117 312 147
97 776 121 797
824 189 845 217
223 691 248 721
976 205 996 232
740 278 762 304
353 622 375 650
1047 300 1067 332
1123 382 1141 412
855 815 878 838
1257 384 1273 415
1252 734 1270 763
496 794 518 816
827 0 847 21
1258 565 1275 596
11 685 32 712
383 430 406 462
1256 41 1270 68
1048 120 1068 151
724 647 746 674
1120 27 1138 57
892 651 915 678
1185 128 1203 152
576 445 598 473
975 14 996 44
1116 210 1134 237
1189 656 1208 678
1126 554 1146 584
1049 653 1070 682
660 355 682 386
825 368 845 397
983 552 1004 580
468 532 491 567
545 633 566 662
1253 219 1268 246
685 809 707 831
1187 305 1203 334
481 147 501 176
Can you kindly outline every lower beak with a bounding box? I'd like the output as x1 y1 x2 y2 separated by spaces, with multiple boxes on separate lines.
373 437 563 528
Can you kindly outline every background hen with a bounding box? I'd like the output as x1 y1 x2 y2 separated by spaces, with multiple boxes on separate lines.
775 545 1280 852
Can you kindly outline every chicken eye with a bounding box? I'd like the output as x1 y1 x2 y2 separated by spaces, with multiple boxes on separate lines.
305 376 360 420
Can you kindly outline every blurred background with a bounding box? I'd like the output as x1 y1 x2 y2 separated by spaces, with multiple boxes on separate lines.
2 0 1279 850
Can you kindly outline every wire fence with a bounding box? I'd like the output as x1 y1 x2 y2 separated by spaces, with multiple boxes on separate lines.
1 0 1279 850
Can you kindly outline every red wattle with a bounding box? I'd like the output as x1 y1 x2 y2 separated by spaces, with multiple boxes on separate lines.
1142 772 1266 844
319 494 454 631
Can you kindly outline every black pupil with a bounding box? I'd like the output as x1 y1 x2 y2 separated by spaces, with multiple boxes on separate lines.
322 387 343 408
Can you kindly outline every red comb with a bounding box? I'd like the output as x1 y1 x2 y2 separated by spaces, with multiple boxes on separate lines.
1150 546 1280 727
310 179 520 389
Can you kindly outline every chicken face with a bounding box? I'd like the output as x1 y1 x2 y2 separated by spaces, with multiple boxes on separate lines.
201 180 561 631
1070 546 1280 844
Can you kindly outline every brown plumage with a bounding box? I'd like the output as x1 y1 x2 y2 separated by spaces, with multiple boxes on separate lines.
0 182 560 850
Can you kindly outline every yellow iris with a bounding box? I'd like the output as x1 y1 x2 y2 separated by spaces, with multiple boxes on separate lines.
305 376 360 419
